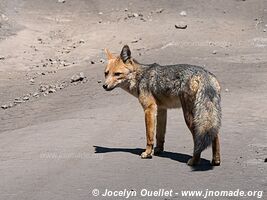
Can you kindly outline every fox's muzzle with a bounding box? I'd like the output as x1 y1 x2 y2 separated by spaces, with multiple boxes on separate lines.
103 84 115 91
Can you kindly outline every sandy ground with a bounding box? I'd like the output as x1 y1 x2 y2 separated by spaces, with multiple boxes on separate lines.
0 0 266 200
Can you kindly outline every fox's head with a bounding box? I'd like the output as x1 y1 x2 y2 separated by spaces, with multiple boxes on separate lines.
103 45 136 91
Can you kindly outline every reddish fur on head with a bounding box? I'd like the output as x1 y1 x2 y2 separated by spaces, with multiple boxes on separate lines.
103 45 135 91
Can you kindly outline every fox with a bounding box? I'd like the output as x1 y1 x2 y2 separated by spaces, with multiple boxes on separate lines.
103 45 221 166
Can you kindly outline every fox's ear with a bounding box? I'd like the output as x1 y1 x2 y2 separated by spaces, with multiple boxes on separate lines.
104 48 114 60
120 45 131 63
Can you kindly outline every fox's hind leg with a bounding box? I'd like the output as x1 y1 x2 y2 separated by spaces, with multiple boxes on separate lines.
154 108 167 156
180 95 201 166
212 134 221 166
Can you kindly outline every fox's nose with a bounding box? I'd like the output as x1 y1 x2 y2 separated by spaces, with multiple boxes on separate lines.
103 84 108 90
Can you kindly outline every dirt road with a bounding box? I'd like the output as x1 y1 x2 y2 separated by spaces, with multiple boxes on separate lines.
0 0 266 199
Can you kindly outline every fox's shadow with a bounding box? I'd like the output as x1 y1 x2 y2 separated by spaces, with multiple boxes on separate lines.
94 145 214 171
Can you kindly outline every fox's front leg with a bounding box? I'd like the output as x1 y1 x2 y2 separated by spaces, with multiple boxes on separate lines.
139 94 157 159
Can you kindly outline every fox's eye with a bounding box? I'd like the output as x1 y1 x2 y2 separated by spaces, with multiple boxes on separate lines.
114 72 122 76
104 71 109 76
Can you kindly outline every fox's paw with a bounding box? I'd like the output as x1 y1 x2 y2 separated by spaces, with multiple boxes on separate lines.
211 159 221 166
141 151 152 159
154 147 164 156
187 158 200 166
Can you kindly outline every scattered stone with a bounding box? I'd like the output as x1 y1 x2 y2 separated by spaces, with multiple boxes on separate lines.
99 59 105 63
180 11 187 16
37 38 43 43
91 61 95 64
175 23 187 29
23 96 30 101
71 72 85 82
58 0 66 3
225 88 229 92
39 85 48 92
212 50 217 54
14 99 24 104
1 105 8 109
55 83 64 90
82 79 88 84
156 8 164 13
133 13 139 18
140 17 146 22
131 38 142 43
60 61 71 67
30 78 35 84
79 39 85 43
263 29 266 32
8 103 14 108
264 158 267 162
124 8 128 12
48 88 56 93
97 80 102 83
0 56 5 60
1 14 9 21
51 60 57 65
98 12 103 15
33 92 39 97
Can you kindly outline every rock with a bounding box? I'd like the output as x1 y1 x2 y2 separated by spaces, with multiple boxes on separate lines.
0 56 5 60
14 99 24 104
8 103 14 108
23 96 30 101
263 29 266 32
91 61 95 64
71 72 85 82
39 85 48 92
124 8 128 12
79 39 85 43
33 92 39 97
48 88 56 93
58 0 66 3
225 88 229 92
79 72 85 79
98 12 103 15
60 61 70 67
97 80 102 83
1 14 9 21
140 17 146 22
156 8 164 13
175 23 187 29
212 50 217 54
56 83 64 90
133 13 139 18
99 59 105 63
30 78 35 83
180 11 187 16
264 158 267 162
1 105 8 109
131 38 142 43
51 60 57 65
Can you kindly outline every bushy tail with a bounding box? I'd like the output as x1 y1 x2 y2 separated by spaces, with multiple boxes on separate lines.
193 76 221 154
